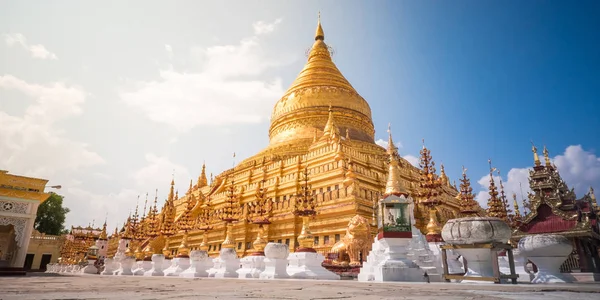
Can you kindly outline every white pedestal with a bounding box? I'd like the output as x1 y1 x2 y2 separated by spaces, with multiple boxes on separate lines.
118 257 134 276
101 258 116 275
81 260 98 274
180 250 212 278
162 258 172 273
406 229 442 282
529 256 574 283
237 255 266 278
163 258 180 276
287 251 340 280
132 260 146 276
144 254 165 276
455 248 494 283
166 257 190 277
358 237 424 282
212 248 240 278
498 251 533 283
259 243 290 279
207 257 221 277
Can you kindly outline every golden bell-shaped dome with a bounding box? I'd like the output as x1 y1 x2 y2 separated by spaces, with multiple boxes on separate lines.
268 15 374 147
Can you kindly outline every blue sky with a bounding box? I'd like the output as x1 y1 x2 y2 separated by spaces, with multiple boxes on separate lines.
1 1 598 227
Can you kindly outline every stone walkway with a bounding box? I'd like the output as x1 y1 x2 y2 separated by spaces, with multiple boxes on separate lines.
0 274 598 300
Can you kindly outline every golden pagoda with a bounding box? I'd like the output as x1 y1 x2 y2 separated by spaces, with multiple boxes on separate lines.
156 15 475 258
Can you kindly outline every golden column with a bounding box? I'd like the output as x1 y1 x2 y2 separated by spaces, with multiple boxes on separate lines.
293 167 318 253
247 178 272 255
219 178 242 249
196 197 214 252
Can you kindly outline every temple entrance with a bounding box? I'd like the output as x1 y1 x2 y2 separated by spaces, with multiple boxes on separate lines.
40 254 52 271
0 224 17 268
23 254 34 270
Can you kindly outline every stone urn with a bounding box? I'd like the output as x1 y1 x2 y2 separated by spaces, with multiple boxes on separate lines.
442 217 511 281
259 243 290 279
518 234 573 283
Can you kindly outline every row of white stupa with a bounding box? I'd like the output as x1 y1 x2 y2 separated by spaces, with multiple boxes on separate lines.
47 195 575 284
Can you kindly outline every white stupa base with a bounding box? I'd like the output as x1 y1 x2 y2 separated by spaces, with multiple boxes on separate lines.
163 258 180 276
180 258 212 278
165 257 190 277
133 260 152 276
259 257 289 279
207 257 221 277
144 254 165 276
237 255 266 278
498 254 532 283
212 248 240 278
358 237 425 282
81 260 98 274
100 259 116 275
287 251 340 280
530 256 574 283
117 258 135 276
455 248 494 284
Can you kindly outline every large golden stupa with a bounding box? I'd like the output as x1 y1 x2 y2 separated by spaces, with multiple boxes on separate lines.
160 16 464 257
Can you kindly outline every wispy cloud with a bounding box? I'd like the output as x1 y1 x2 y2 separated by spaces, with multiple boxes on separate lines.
4 33 58 60
253 18 283 35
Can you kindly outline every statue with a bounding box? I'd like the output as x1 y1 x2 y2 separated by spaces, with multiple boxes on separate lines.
330 215 372 267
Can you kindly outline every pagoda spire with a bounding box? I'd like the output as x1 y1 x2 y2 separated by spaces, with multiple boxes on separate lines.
458 166 479 216
99 220 108 240
322 105 340 141
512 193 522 219
486 160 508 221
168 174 175 202
531 142 541 167
543 145 552 167
386 123 398 157
417 139 443 238
497 169 512 220
197 162 208 188
315 11 324 41
383 126 408 198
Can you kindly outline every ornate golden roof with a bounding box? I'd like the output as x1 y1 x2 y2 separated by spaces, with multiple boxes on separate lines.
268 14 374 148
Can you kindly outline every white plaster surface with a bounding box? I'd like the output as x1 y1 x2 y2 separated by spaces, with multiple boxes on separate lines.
358 237 424 282
518 234 574 284
442 217 512 244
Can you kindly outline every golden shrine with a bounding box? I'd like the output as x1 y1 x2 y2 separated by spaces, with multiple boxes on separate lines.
100 16 479 262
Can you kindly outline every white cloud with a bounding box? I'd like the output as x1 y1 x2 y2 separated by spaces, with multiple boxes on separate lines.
4 33 57 60
475 145 600 209
165 44 173 60
375 138 403 150
133 153 191 193
0 75 104 177
120 21 288 132
403 155 420 168
253 18 282 35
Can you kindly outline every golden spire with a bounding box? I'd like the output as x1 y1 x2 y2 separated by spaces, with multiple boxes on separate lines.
386 123 397 157
383 126 408 197
543 145 552 167
197 162 208 188
188 179 193 194
458 166 479 216
322 105 340 141
168 175 175 202
440 163 449 186
99 220 108 240
512 193 522 219
486 159 508 220
268 13 373 147
531 142 541 167
316 11 324 41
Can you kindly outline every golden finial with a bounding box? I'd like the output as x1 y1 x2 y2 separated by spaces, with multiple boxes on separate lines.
512 193 522 218
458 166 478 216
531 141 541 167
345 128 350 140
99 219 108 240
590 186 596 203
197 162 208 188
315 11 324 41
486 159 507 220
543 145 551 167
386 123 397 156
188 179 193 193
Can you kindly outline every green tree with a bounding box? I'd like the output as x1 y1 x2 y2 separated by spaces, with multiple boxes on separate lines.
35 192 70 235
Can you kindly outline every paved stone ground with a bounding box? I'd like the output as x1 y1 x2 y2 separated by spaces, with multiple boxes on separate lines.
0 274 599 300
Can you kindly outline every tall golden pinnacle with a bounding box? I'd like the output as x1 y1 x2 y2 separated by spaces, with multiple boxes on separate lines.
219 177 242 249
531 142 541 167
543 145 552 167
486 160 508 220
99 220 108 240
416 140 443 236
496 169 512 222
315 11 324 41
196 197 214 251
176 187 196 257
160 179 177 258
146 189 161 254
249 179 272 255
293 166 317 252
458 166 479 216
512 193 522 219
383 125 408 197
197 162 208 188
